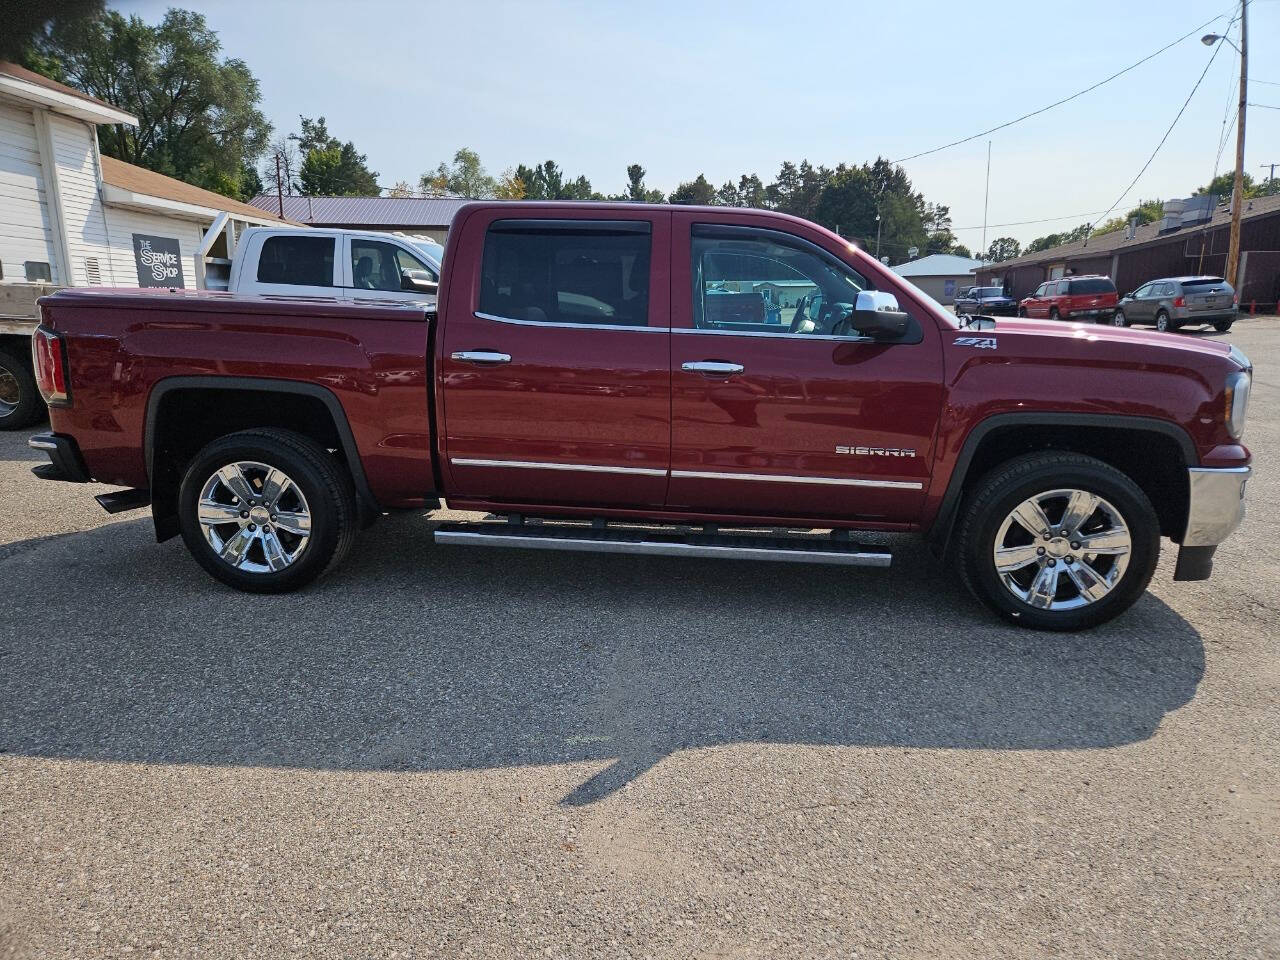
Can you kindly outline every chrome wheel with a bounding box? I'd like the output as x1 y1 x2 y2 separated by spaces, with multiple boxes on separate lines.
0 369 18 417
197 461 311 573
993 488 1132 611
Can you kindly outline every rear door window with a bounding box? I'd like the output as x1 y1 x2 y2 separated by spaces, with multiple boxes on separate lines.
480 220 651 326
256 235 335 287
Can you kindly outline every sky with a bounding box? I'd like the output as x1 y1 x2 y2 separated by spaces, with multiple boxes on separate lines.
115 0 1280 251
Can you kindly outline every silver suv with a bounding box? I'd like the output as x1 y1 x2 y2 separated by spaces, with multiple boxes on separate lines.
1113 276 1237 333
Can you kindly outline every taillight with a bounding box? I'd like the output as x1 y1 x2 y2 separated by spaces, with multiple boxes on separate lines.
31 326 70 406
1173 295 1185 308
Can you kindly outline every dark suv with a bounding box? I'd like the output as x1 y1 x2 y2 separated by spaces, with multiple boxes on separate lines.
1113 276 1237 333
954 286 1016 317
1019 276 1118 322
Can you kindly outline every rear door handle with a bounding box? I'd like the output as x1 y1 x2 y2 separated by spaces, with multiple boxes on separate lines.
452 350 512 364
682 361 744 376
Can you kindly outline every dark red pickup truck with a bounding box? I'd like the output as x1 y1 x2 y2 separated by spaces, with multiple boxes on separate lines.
29 202 1253 630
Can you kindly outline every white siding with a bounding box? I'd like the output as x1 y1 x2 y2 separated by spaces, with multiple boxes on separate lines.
46 113 116 285
102 207 202 289
0 100 57 282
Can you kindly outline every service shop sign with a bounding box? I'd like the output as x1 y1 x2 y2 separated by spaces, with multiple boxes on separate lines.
132 234 185 287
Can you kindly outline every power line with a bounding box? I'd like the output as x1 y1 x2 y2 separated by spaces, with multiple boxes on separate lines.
890 9 1233 164
1248 102 1280 109
1084 39 1228 246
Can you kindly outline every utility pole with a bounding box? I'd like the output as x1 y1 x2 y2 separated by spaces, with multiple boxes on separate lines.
1261 162 1277 195
980 140 992 263
875 213 882 259
275 153 284 218
1225 0 1247 290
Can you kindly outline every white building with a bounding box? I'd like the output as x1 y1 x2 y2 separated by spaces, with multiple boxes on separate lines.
0 61 287 305
891 253 985 304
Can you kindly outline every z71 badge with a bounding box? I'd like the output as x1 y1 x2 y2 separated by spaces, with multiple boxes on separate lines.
954 336 998 350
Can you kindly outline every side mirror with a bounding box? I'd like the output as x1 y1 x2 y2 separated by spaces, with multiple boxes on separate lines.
401 270 438 293
851 290 910 340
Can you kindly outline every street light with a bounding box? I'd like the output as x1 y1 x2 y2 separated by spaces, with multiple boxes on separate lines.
1201 33 1241 54
1202 7 1248 289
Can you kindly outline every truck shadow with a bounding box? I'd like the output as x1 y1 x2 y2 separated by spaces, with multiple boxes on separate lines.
0 513 1205 805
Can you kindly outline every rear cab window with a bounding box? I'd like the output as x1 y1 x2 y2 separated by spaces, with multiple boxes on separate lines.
256 235 335 287
1068 278 1116 295
479 220 651 327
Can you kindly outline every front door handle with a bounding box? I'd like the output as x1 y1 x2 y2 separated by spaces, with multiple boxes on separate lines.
452 350 512 365
682 361 744 376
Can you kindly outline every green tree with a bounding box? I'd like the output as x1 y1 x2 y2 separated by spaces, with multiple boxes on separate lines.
624 164 665 203
421 147 498 198
1196 172 1261 200
669 174 716 205
24 7 271 201
6 0 103 64
513 161 596 200
1094 198 1165 236
294 116 379 196
1025 223 1092 253
983 237 1021 262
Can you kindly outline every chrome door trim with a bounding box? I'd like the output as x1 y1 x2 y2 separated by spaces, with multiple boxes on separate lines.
474 311 667 333
671 469 923 490
450 457 668 477
672 327 876 343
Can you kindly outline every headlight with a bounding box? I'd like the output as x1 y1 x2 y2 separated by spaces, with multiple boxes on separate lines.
1225 371 1251 440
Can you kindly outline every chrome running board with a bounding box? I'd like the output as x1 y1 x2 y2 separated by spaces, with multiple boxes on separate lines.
433 522 891 567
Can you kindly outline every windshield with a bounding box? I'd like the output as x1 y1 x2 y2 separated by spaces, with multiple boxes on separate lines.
409 240 444 272
896 276 963 329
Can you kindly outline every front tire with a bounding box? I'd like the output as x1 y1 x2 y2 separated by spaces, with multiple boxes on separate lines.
955 452 1160 631
0 348 43 431
1017 307 1027 318
177 428 357 593
1112 309 1128 327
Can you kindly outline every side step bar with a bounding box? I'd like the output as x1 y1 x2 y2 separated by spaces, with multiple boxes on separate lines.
434 522 891 567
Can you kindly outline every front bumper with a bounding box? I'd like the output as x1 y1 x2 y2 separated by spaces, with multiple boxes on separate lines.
1173 465 1251 581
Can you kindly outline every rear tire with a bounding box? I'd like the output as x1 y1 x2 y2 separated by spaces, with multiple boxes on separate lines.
1213 319 1233 333
955 452 1160 631
177 428 357 593
1048 308 1061 322
0 347 43 431
1155 310 1177 333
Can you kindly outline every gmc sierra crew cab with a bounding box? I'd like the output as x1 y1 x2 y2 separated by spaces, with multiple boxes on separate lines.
28 202 1253 630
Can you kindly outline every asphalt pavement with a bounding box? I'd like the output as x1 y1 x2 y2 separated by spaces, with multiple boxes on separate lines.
1 318 1277 959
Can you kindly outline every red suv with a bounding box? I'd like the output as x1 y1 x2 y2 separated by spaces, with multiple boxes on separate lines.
1019 276 1118 322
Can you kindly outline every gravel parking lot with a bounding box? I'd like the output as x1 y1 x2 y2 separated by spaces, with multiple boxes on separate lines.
1 319 1277 959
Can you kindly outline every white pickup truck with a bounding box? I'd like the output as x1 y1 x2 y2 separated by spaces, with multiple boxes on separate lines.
223 226 442 305
0 226 443 430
